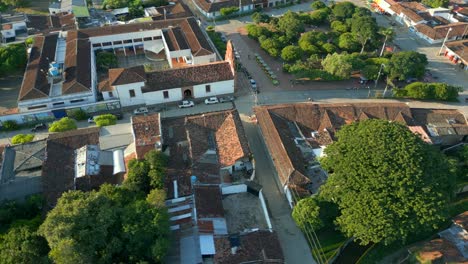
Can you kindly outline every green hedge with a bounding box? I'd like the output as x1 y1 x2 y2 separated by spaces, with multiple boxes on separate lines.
394 82 461 101
11 134 34 144
49 117 77 132
94 114 117 127
207 31 227 58
1 120 19 131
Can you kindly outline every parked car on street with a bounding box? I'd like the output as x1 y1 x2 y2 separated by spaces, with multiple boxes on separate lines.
31 123 47 132
178 100 195 108
204 97 219 105
219 96 235 103
250 79 257 88
133 107 149 115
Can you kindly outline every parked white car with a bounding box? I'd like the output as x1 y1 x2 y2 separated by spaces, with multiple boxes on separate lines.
219 96 235 103
133 107 148 115
204 97 219 105
178 100 195 108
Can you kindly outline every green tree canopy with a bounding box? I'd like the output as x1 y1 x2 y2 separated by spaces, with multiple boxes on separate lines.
48 117 77 132
309 8 330 25
422 0 449 7
0 224 50 264
331 1 356 20
388 51 428 80
292 196 323 231
330 20 349 33
281 45 303 62
338 32 361 52
277 11 305 41
311 0 326 9
251 12 270 24
298 31 328 54
320 119 456 245
351 15 378 53
96 52 118 71
39 185 170 263
321 52 362 79
0 44 27 76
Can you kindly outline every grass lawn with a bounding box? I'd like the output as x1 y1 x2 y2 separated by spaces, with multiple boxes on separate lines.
312 227 347 262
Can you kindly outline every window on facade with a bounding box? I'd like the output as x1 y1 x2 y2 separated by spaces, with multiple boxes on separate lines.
102 42 112 46
52 102 65 106
163 91 169 99
129 89 136 98
113 40 123 45
134 38 143 42
205 85 211 93
143 37 152 41
70 99 85 103
92 43 101 47
109 91 114 97
123 39 132 44
153 36 162 40
27 105 47 110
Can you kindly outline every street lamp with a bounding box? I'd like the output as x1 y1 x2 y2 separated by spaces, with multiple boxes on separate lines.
437 27 452 56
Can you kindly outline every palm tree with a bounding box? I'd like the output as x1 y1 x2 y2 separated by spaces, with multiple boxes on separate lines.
379 28 394 57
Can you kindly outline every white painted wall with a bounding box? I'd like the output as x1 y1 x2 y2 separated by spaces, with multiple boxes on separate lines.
113 82 145 107
18 91 96 113
143 88 182 105
192 80 234 98
102 91 117 101
221 184 247 195
193 53 216 65
259 190 273 229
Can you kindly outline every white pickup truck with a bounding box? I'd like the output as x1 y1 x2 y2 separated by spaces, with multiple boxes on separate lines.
178 100 195 108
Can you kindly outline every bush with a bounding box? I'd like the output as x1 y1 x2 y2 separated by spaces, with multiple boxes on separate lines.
69 109 88 121
394 82 461 101
11 134 34 144
2 120 19 131
94 114 117 127
48 117 77 132
220 6 239 16
311 0 326 9
96 52 118 71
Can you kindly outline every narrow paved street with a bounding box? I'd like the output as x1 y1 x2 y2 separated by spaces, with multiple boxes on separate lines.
236 97 317 264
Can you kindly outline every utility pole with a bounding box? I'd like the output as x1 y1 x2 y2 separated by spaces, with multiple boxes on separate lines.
437 27 452 56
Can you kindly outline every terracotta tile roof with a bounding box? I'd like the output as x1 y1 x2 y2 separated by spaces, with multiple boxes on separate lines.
411 108 467 127
108 66 146 86
26 14 76 35
62 38 92 95
415 22 468 41
69 17 212 56
186 109 250 167
98 79 112 92
411 238 467 263
144 61 233 91
214 231 284 264
151 2 193 20
254 103 416 187
445 39 468 63
18 34 58 101
194 185 224 218
42 128 100 208
453 211 468 230
131 113 161 159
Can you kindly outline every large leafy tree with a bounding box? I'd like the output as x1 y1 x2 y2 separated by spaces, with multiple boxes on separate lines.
281 45 303 62
338 32 360 52
331 1 356 20
292 197 323 231
351 16 378 54
0 220 50 264
277 11 305 41
388 51 428 81
0 44 27 76
321 52 363 79
39 185 170 263
320 119 455 245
